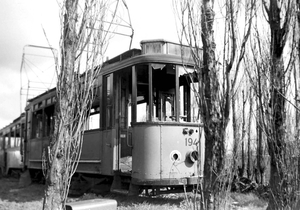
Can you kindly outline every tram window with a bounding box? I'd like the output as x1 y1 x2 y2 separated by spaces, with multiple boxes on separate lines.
10 137 21 148
162 93 175 121
10 136 15 148
32 110 43 138
44 105 55 136
85 85 100 130
104 74 113 128
127 95 132 126
168 43 191 58
190 83 200 122
152 64 176 121
4 136 9 149
178 66 200 123
143 42 163 54
120 74 131 128
86 108 100 130
15 137 21 147
136 66 149 122
133 64 200 123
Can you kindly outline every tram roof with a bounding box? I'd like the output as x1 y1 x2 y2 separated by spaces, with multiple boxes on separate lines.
26 87 56 104
0 113 25 134
100 39 197 75
101 52 195 75
23 39 198 111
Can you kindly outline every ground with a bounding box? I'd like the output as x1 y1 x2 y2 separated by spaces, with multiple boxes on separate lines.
0 177 267 210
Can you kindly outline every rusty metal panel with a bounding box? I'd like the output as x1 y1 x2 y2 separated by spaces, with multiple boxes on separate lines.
29 139 43 161
131 122 205 185
76 129 102 174
132 124 161 180
65 199 117 210
160 125 200 179
101 129 116 175
81 130 102 160
6 147 22 173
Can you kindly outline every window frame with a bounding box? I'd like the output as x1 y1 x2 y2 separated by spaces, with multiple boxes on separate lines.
131 63 199 124
30 97 55 139
102 73 114 129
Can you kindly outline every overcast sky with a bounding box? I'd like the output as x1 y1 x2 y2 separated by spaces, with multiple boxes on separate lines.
0 0 179 128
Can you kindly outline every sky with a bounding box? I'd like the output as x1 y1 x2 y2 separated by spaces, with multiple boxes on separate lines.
0 0 179 128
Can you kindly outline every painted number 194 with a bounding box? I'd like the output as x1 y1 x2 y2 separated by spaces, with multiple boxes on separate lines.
185 138 198 146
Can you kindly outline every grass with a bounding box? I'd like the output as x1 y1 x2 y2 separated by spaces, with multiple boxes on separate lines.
0 178 44 210
68 193 185 210
0 177 268 210
230 192 266 207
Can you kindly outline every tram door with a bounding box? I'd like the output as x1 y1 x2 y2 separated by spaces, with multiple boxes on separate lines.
116 70 132 173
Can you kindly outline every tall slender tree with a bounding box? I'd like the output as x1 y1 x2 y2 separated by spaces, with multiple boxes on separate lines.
262 0 293 209
42 0 117 209
174 0 255 208
247 88 253 179
200 0 222 207
296 0 300 139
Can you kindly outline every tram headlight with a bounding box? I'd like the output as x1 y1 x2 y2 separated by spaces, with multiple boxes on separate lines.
186 150 199 163
170 150 182 162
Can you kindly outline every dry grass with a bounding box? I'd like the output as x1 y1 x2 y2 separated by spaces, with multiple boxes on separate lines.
0 177 268 210
229 192 267 210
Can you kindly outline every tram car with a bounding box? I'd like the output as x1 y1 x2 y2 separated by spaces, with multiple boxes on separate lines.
1 39 205 194
0 114 25 176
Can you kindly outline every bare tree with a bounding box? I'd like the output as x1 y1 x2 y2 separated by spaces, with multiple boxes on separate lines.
231 84 240 177
232 89 247 179
241 91 248 178
256 97 265 185
295 0 300 142
42 0 118 209
247 88 253 179
262 0 294 209
245 12 272 186
174 0 255 208
294 0 300 205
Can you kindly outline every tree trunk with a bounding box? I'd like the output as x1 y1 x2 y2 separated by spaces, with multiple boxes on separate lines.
296 1 300 188
240 91 246 178
247 88 252 179
256 101 264 185
231 86 239 176
43 122 74 209
296 0 300 143
255 53 266 186
201 1 226 209
266 33 286 210
43 142 64 210
43 0 78 209
266 1 288 208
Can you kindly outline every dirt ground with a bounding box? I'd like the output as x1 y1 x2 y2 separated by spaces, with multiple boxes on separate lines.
0 177 44 210
0 177 268 210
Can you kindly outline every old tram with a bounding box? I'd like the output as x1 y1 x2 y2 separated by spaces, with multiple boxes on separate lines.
5 39 205 194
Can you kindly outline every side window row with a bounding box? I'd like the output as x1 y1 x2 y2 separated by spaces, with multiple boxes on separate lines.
30 74 114 136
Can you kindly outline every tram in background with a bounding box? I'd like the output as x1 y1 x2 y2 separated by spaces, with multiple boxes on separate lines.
0 39 205 194
0 114 25 176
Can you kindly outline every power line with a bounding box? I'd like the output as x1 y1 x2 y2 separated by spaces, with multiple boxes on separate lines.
20 45 58 113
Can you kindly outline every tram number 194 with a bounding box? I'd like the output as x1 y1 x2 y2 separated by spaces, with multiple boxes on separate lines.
185 138 199 146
